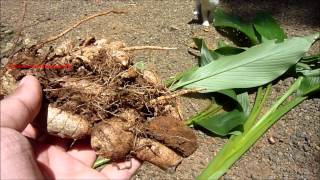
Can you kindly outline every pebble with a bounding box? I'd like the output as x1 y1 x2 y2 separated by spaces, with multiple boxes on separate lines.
268 136 276 145
169 25 179 31
4 29 13 34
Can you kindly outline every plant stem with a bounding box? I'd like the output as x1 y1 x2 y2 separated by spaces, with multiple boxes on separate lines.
253 77 303 128
243 84 271 131
93 157 110 169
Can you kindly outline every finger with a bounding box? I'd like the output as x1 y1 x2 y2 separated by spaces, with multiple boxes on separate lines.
0 75 42 131
46 136 72 152
67 139 96 166
1 128 43 179
101 158 141 180
44 146 105 179
22 124 39 139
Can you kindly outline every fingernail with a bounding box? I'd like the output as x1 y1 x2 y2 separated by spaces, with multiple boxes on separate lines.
18 76 28 87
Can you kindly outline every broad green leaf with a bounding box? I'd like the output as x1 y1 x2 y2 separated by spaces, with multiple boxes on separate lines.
194 109 246 136
170 33 319 92
299 68 320 77
165 67 198 87
213 9 258 46
297 76 320 96
193 38 219 65
236 92 250 116
218 90 250 115
215 46 245 56
200 40 216 66
186 103 222 126
187 90 249 136
193 38 245 65
253 12 286 42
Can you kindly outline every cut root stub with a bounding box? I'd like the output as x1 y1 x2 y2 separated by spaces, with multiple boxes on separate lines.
46 105 92 139
135 138 183 170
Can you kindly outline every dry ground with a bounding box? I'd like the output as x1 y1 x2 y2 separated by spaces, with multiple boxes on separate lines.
0 0 319 179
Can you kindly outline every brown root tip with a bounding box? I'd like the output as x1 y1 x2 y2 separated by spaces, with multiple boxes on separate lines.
135 138 183 170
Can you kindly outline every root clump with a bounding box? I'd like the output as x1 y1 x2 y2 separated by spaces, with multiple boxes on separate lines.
1 37 197 170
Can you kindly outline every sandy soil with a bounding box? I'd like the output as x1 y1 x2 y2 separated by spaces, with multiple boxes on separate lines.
1 0 319 179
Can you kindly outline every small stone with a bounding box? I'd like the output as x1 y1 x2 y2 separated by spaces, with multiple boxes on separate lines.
302 144 310 152
169 25 179 31
24 38 31 45
268 136 276 144
4 30 13 34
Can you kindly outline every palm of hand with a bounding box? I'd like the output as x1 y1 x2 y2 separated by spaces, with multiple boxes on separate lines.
1 75 140 180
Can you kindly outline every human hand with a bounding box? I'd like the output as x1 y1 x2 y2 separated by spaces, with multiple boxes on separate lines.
1 75 141 179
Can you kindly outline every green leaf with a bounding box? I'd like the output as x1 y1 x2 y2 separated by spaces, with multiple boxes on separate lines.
193 38 245 64
213 9 258 46
215 46 246 56
186 103 222 126
194 109 246 136
297 76 320 96
299 68 320 77
165 67 198 87
300 54 320 64
197 77 307 180
170 33 320 92
200 40 216 66
218 90 249 115
185 90 249 136
236 92 250 116
193 38 219 66
253 12 286 42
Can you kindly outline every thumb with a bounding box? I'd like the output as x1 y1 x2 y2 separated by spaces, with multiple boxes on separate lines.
0 75 42 132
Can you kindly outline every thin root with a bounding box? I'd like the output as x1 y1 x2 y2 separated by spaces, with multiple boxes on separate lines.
122 46 177 51
36 10 126 49
149 89 204 104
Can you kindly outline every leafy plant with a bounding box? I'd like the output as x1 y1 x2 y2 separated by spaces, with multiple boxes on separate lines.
252 12 286 42
213 9 258 46
197 75 319 179
169 9 320 179
213 9 286 46
170 33 319 92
